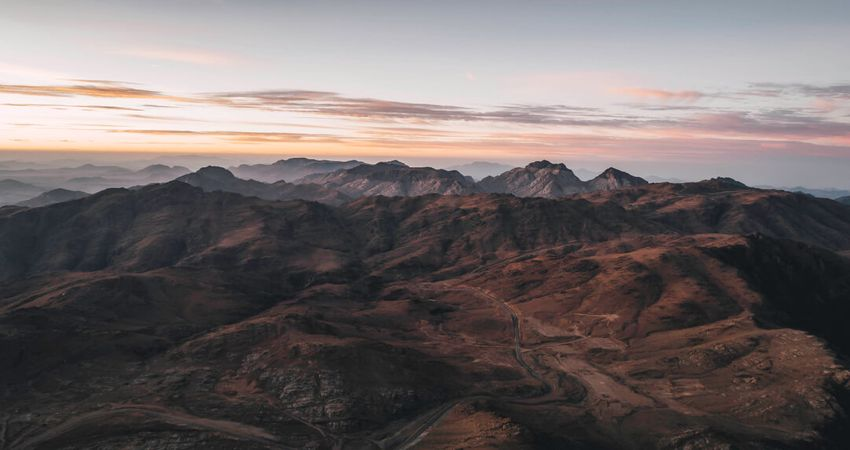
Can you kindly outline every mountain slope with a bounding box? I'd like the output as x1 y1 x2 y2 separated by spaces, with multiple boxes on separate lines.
4 185 850 448
578 178 850 251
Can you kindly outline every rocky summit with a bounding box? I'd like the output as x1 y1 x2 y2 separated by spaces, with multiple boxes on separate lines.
479 161 648 198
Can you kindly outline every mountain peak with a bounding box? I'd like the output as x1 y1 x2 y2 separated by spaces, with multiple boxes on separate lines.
138 164 170 172
708 177 748 187
378 160 409 167
526 160 567 170
194 166 236 180
588 167 648 191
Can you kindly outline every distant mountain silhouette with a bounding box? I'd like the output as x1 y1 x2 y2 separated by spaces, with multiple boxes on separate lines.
0 179 46 205
17 188 88 208
177 166 350 205
299 161 480 197
446 161 515 180
230 157 364 183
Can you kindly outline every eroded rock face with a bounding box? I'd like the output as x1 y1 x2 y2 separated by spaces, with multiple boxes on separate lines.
3 183 850 448
479 160 587 197
479 161 648 198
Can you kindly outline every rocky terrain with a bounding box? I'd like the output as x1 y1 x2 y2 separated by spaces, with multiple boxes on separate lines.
2 177 850 448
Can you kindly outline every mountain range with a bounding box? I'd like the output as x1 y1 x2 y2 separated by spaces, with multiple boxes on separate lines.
0 163 189 201
230 157 364 183
3 169 850 447
479 161 648 197
177 166 351 206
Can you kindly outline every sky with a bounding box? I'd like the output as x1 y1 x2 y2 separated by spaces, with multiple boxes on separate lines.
1 0 850 187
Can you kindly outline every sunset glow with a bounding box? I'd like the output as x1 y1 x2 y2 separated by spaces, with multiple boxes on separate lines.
2 0 849 186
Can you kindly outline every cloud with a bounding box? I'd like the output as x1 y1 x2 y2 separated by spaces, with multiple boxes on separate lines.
5 78 849 152
123 114 210 122
3 103 144 111
109 129 338 144
742 83 850 100
0 81 188 101
1 82 641 127
675 110 850 140
614 87 706 102
111 47 239 66
206 90 652 127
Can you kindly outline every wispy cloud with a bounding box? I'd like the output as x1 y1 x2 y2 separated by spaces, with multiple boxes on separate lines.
109 129 338 144
741 82 850 100
206 90 649 127
3 103 144 111
614 87 706 102
0 81 189 101
4 78 850 156
682 110 850 140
